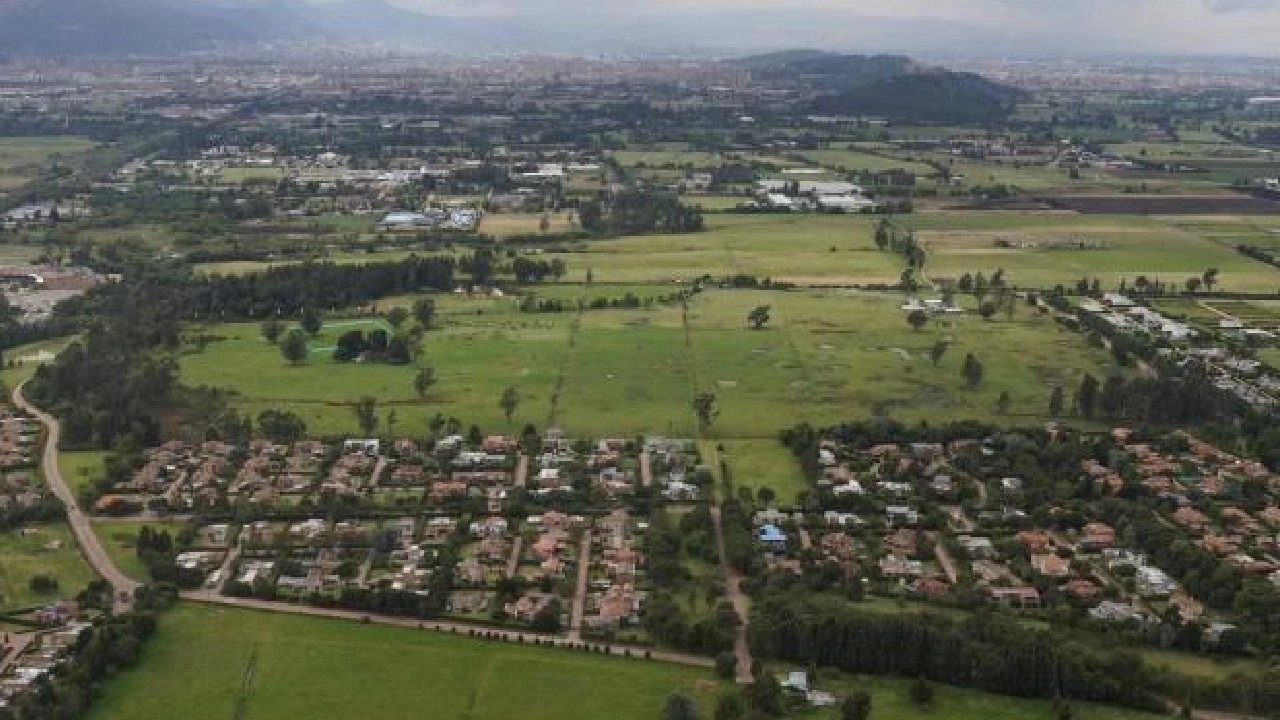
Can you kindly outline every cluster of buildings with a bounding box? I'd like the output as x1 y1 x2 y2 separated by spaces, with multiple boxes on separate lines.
751 178 878 213
747 429 1280 642
0 619 92 710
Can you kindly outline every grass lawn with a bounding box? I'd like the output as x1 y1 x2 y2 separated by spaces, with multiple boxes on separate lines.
177 287 1116 439
92 521 189 583
714 440 809 506
59 450 109 499
0 522 96 611
88 602 718 720
0 335 75 391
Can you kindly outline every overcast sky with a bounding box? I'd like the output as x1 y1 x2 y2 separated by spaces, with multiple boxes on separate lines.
363 0 1280 55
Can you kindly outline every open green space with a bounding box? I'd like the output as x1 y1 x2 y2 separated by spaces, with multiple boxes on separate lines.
0 136 96 188
177 286 1117 439
59 450 109 499
0 522 97 611
92 520 189 582
0 335 77 390
713 439 810 506
87 602 717 720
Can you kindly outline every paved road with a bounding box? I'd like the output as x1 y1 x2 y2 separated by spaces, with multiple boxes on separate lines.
179 591 715 669
13 382 139 613
504 536 524 579
638 452 652 487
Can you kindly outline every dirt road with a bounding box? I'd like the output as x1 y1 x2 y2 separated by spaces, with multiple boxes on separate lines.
709 506 753 683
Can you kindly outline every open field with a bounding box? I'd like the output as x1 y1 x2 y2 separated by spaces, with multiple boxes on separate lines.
178 286 1117 439
59 450 109 498
706 439 810 505
479 211 575 237
92 520 189 582
0 335 77 390
88 602 718 720
0 136 96 189
0 522 97 611
795 148 937 175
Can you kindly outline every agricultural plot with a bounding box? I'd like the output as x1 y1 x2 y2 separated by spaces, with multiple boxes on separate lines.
0 136 96 189
0 522 97 611
178 286 1116 442
902 217 1280 292
795 149 937 175
87 603 717 720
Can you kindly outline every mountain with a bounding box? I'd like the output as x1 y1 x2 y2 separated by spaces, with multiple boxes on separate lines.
732 51 1026 124
0 0 550 56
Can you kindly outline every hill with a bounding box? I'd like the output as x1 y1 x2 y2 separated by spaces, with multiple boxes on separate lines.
732 50 1026 124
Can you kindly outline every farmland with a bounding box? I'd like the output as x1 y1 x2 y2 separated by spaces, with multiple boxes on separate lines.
0 136 96 189
87 603 718 720
178 285 1118 441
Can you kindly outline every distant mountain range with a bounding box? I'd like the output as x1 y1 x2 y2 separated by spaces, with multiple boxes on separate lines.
0 0 550 55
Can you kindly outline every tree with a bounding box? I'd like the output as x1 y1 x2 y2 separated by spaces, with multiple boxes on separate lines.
413 366 437 398
758 487 776 506
979 301 998 320
909 676 934 706
280 328 309 365
1049 384 1065 416
256 409 307 443
693 392 718 431
387 307 409 328
353 396 378 436
715 692 747 720
539 214 552 234
412 297 437 329
300 309 323 336
1077 373 1100 419
842 690 872 720
532 598 562 633
996 391 1012 414
962 353 984 388
906 309 929 331
499 386 520 423
745 674 783 716
929 340 949 366
715 651 738 680
260 318 284 344
1202 268 1219 292
664 691 699 720
747 305 771 330
1185 277 1202 294
874 218 891 250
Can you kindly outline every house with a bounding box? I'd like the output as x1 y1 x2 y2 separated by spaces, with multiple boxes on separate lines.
758 524 787 550
957 535 995 559
1031 553 1070 578
1090 600 1149 624
885 505 920 527
1080 522 1115 551
988 586 1041 609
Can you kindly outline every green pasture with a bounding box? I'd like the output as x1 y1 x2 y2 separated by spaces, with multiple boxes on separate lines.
87 602 717 720
177 286 1116 439
0 522 97 611
0 136 96 188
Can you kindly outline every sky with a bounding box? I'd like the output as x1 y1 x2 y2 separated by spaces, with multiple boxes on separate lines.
361 0 1280 55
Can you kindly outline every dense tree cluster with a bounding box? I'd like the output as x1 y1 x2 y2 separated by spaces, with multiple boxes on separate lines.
749 592 1163 711
578 191 704 237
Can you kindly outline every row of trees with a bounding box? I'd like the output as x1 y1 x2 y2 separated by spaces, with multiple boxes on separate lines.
578 191 704 237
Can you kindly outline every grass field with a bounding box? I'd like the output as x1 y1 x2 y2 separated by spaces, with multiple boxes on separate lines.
0 335 76 391
87 602 718 720
178 286 1115 441
0 522 96 611
93 521 189 582
710 439 811 506
0 136 96 189
59 450 109 499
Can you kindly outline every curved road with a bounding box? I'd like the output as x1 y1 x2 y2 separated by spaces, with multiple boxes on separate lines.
12 382 139 612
